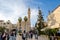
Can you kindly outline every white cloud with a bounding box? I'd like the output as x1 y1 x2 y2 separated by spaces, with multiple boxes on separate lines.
31 9 38 27
0 12 5 20
0 0 38 27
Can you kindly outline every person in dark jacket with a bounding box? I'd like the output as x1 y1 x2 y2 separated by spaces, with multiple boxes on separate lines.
29 30 33 39
2 32 6 40
6 33 9 40
35 30 38 40
0 33 2 40
22 30 27 40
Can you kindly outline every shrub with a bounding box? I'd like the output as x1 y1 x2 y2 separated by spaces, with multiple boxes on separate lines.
0 27 6 33
44 28 58 36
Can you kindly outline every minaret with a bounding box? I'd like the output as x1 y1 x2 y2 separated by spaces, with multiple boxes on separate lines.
28 8 30 22
27 8 31 31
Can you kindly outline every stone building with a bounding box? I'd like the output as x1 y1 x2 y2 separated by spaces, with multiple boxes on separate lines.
0 20 16 32
17 8 31 32
47 5 60 28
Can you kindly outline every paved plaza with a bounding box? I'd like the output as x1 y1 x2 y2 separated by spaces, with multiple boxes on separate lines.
16 35 49 40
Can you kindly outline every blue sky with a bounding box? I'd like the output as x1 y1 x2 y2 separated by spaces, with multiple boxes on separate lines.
0 0 60 27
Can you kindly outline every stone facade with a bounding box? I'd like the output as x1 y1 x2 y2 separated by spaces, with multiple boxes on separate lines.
17 8 31 32
47 5 60 28
0 20 14 31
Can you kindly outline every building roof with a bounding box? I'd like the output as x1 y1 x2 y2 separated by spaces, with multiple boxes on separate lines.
52 5 60 13
48 5 60 17
0 20 4 22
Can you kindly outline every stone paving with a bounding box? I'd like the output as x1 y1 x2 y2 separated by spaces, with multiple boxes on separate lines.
16 35 49 40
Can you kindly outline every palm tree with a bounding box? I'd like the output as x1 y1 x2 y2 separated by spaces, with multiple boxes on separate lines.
18 17 22 31
24 16 28 31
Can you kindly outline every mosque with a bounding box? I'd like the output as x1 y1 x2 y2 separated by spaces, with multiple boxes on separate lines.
17 8 31 32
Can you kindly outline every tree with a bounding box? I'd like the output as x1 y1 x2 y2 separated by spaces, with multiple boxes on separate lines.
45 28 58 36
0 27 6 33
18 17 22 28
18 17 22 33
24 16 28 31
36 9 44 35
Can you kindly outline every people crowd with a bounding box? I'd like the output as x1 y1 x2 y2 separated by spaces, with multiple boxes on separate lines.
49 35 58 40
0 32 9 40
0 30 16 40
22 30 38 40
0 29 38 40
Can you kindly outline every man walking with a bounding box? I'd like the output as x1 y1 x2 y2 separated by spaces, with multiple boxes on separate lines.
35 30 38 40
22 30 27 40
